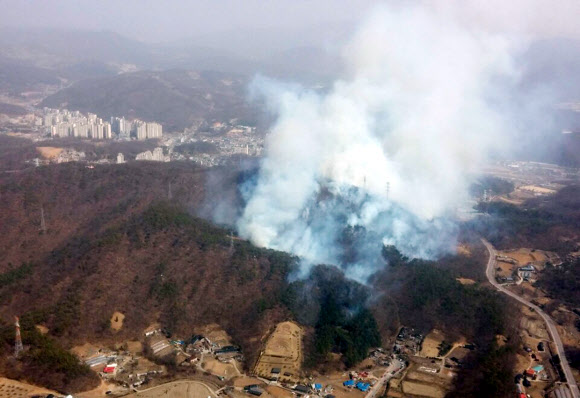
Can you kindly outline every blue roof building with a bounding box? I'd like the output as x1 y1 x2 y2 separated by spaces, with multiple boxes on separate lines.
356 382 370 392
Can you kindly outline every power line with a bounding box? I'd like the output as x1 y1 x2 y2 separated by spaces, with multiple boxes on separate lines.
40 205 47 233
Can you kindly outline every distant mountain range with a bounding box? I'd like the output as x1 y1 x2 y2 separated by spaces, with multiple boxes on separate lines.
2 28 580 164
0 28 343 86
0 29 342 126
0 57 62 92
2 27 580 92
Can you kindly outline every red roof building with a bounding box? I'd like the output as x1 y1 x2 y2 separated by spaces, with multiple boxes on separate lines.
103 363 118 373
525 369 535 376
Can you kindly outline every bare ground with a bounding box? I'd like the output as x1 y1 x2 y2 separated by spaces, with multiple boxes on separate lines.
127 380 216 398
419 329 445 357
110 311 125 331
0 377 59 398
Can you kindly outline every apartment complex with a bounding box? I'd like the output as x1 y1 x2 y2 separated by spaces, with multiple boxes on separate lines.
42 108 163 141
45 109 112 139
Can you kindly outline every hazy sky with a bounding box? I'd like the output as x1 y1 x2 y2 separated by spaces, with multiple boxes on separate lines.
2 0 580 44
0 0 377 43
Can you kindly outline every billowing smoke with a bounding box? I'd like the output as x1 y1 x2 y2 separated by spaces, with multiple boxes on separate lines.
236 4 527 281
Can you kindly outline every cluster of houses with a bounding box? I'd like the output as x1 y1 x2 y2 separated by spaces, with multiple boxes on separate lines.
242 382 336 398
82 344 165 391
369 348 391 366
514 341 553 397
144 328 242 367
524 365 546 380
518 264 536 282
82 327 244 393
342 380 371 392
292 383 335 397
496 248 563 286
393 327 424 355
341 370 375 393
497 263 537 285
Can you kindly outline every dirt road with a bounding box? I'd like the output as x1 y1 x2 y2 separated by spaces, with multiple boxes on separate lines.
364 358 404 398
482 238 579 398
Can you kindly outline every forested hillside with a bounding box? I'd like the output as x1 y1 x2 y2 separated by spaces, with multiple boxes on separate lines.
0 144 525 397
374 247 521 398
471 184 580 254
41 69 256 131
0 159 296 389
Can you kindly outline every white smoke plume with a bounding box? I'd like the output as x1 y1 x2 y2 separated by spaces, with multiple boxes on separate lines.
236 3 527 281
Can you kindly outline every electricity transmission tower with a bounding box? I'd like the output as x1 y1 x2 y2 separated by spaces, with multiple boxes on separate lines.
14 316 23 358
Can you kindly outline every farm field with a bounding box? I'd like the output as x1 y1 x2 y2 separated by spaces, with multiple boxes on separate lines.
254 321 302 382
127 380 216 398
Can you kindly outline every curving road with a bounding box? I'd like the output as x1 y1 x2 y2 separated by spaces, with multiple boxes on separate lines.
482 238 579 398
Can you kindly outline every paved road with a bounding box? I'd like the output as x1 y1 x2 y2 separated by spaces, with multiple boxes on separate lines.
365 359 404 398
482 238 579 398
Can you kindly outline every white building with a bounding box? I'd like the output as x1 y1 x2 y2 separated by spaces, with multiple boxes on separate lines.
146 122 163 139
135 122 147 140
73 123 89 138
135 147 168 162
104 123 112 139
92 123 104 139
